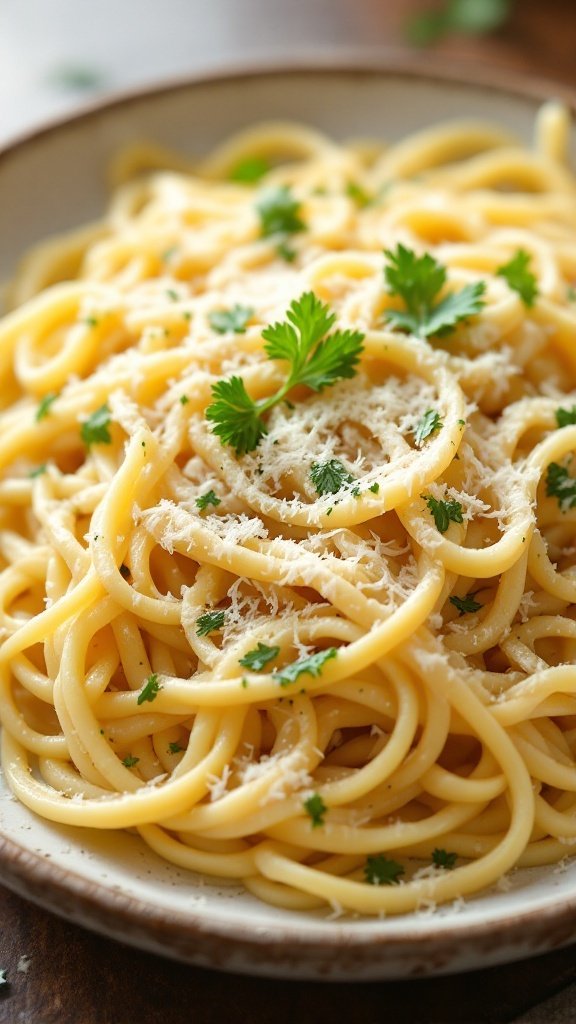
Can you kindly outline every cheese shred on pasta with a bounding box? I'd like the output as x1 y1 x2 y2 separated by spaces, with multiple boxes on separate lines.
3 104 576 915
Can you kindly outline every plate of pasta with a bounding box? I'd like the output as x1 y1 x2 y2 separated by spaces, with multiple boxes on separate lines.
2 62 576 979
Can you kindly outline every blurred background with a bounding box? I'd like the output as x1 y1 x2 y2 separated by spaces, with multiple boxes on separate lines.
2 0 575 146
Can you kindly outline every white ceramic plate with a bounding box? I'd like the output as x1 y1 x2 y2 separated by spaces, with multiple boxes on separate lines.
2 61 576 980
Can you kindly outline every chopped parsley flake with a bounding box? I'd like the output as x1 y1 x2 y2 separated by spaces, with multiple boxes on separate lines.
369 482 380 494
35 392 58 421
195 489 221 511
29 463 47 478
136 673 161 705
496 249 538 307
384 243 485 339
80 403 112 446
555 406 576 428
166 288 179 302
206 292 364 455
414 408 443 447
303 792 327 828
239 642 280 672
122 755 140 768
432 848 458 870
168 741 184 755
196 610 226 636
345 181 372 207
310 459 355 496
423 494 464 533
278 647 337 688
449 591 483 616
546 462 576 510
364 855 405 886
208 304 254 335
179 394 190 405
230 156 270 183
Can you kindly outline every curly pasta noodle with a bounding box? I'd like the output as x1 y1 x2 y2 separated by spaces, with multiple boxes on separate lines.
2 102 576 915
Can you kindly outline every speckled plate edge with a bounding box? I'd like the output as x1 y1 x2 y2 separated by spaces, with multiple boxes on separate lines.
2 57 576 980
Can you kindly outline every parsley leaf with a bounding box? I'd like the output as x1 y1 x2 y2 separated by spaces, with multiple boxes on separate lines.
278 647 337 687
29 463 47 478
208 304 254 335
423 494 464 533
496 249 538 307
206 376 268 456
137 673 161 705
384 244 485 338
449 591 483 616
196 610 226 636
262 291 364 393
168 741 184 754
206 293 364 455
414 409 443 447
407 0 511 46
230 156 270 183
364 855 405 886
310 459 355 496
239 642 280 672
546 462 576 510
195 489 221 511
303 792 327 828
80 403 112 446
122 755 140 768
432 848 458 870
257 185 305 239
36 392 58 421
180 394 190 405
555 406 576 428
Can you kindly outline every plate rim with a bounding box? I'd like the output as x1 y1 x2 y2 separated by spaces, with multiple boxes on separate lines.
2 56 576 977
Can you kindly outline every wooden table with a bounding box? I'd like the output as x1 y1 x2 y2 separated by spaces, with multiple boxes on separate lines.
2 2 576 1021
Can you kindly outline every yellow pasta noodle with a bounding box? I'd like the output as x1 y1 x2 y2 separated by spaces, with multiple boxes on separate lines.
3 103 576 916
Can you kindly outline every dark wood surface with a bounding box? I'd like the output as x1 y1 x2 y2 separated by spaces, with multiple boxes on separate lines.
4 2 576 1021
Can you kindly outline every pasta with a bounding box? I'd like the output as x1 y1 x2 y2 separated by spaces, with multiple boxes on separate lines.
3 103 576 917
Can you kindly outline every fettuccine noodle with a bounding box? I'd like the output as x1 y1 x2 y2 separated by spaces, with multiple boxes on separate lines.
2 102 576 915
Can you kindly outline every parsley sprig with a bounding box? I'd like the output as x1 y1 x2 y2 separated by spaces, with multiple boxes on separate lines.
36 392 58 422
230 156 270 183
423 494 464 533
195 489 221 511
81 404 112 447
196 610 226 636
384 244 485 339
364 855 405 886
496 249 538 307
256 184 305 258
137 673 161 705
206 292 364 455
432 848 457 870
546 462 576 510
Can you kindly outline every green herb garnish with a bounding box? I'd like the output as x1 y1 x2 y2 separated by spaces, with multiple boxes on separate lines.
239 642 280 672
206 292 364 455
496 249 538 307
432 848 458 870
122 755 140 768
29 464 47 478
303 792 327 828
310 459 356 496
195 489 221 511
364 855 405 886
196 610 226 636
168 741 184 754
230 157 270 183
414 409 443 447
136 673 161 705
449 591 482 616
546 462 576 510
35 393 58 422
278 647 337 688
555 406 576 428
423 494 464 533
384 244 485 339
208 304 254 335
257 185 305 240
80 404 112 446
